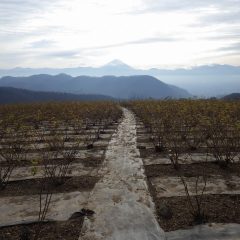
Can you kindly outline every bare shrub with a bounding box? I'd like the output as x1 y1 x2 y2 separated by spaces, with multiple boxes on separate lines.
0 125 28 190
206 122 240 168
179 159 208 224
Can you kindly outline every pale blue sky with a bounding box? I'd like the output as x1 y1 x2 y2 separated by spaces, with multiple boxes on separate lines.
0 0 240 69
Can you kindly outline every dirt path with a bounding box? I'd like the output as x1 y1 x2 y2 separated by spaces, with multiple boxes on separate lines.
80 108 165 240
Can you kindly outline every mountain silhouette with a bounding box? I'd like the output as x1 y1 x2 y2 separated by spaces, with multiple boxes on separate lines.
0 74 190 99
0 87 113 104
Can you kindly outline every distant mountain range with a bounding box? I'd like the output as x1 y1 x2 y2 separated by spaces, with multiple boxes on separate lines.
1 60 240 96
0 87 113 104
0 75 190 99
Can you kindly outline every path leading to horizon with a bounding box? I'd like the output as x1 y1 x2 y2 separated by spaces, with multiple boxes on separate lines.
79 108 165 240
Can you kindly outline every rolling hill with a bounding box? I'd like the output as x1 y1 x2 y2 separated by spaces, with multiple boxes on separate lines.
0 74 191 99
0 87 113 104
222 93 240 100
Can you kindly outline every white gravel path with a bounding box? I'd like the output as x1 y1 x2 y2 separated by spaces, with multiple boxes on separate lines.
80 108 165 240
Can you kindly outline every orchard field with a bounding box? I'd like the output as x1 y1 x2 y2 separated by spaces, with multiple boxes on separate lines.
1 99 240 240
126 100 240 238
0 101 122 239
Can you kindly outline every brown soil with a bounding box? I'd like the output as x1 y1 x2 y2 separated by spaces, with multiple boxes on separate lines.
155 194 240 232
145 162 240 178
0 156 104 167
139 148 162 158
0 144 108 155
1 176 99 197
81 157 104 167
2 135 112 144
0 219 84 240
138 147 211 158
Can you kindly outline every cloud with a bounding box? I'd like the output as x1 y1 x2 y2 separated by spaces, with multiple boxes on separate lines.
43 50 81 58
208 33 240 41
197 9 240 26
86 36 181 50
126 0 240 14
0 50 38 68
38 36 176 59
0 0 62 26
0 0 240 68
29 40 56 48
218 42 240 52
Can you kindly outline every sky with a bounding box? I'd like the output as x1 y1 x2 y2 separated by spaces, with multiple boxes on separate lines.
0 0 240 69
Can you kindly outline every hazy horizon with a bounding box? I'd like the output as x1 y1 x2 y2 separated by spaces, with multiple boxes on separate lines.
1 59 240 71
